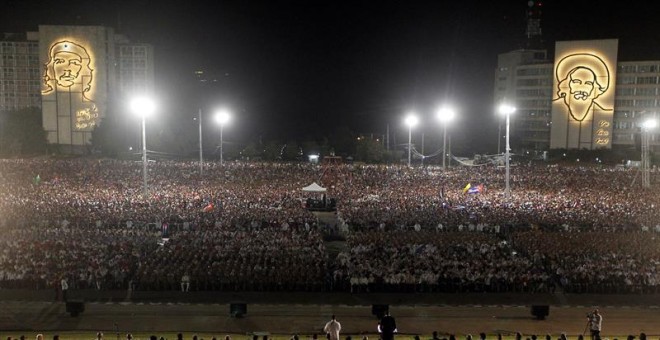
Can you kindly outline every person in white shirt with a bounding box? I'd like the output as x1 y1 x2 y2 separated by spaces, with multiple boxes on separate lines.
587 308 602 340
61 277 69 301
323 315 341 340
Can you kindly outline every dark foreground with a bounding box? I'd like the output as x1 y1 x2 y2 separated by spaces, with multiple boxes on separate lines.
1 290 659 336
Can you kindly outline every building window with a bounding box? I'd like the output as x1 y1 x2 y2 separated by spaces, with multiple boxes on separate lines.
637 76 658 85
635 88 657 96
615 99 634 107
634 99 656 107
617 77 636 85
618 65 636 73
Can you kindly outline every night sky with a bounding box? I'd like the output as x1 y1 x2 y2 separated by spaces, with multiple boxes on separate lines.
2 0 660 154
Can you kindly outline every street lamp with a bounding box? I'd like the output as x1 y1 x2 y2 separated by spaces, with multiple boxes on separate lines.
215 109 231 166
498 103 516 199
130 97 156 197
437 106 456 170
404 114 418 167
642 117 657 189
197 109 203 176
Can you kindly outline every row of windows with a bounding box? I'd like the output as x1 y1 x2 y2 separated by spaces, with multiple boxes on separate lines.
613 133 635 141
617 76 660 85
519 131 550 140
1 86 41 93
516 78 553 86
0 43 39 54
517 121 550 130
0 93 41 101
516 89 553 97
1 92 40 97
0 97 41 108
517 99 552 107
516 67 552 76
0 80 40 86
614 121 636 130
610 133 659 143
613 121 660 131
119 59 147 68
614 99 660 107
119 46 147 57
614 111 639 118
618 64 660 74
0 54 39 60
1 69 42 79
519 110 551 117
615 87 659 96
119 83 148 94
119 70 148 79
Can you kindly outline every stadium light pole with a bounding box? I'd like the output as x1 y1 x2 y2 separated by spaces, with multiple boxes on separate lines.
215 109 231 166
437 106 456 170
642 117 657 189
131 97 156 197
405 113 419 167
195 109 204 176
498 103 516 199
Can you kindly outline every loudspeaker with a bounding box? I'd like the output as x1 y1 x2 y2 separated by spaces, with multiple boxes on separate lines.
371 304 389 319
531 305 549 320
66 300 85 317
230 303 247 318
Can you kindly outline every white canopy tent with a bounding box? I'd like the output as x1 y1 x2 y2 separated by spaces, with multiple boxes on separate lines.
302 182 327 192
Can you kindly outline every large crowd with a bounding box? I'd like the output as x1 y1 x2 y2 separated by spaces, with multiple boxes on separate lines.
0 159 659 293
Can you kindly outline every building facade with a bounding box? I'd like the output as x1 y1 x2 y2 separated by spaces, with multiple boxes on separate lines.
495 39 659 153
0 32 41 111
0 25 153 150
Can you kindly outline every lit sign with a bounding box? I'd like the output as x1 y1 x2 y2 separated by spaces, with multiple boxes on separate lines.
550 40 618 150
42 40 98 129
555 53 610 122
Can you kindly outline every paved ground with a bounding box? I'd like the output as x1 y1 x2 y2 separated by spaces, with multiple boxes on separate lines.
0 290 659 337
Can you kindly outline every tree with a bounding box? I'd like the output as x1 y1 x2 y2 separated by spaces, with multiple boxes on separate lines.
0 107 47 156
329 126 356 157
282 140 302 161
91 116 124 156
240 142 261 160
355 137 386 163
301 139 321 157
262 140 283 161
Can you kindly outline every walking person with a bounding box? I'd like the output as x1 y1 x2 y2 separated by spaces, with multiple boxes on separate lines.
587 309 602 340
324 315 342 340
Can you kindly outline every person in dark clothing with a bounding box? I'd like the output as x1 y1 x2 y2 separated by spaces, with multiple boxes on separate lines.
379 311 397 340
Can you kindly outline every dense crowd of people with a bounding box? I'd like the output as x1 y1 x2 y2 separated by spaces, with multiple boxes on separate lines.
0 158 659 293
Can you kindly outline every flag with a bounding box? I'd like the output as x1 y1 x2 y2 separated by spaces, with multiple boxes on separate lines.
467 184 484 194
202 202 214 213
462 183 471 193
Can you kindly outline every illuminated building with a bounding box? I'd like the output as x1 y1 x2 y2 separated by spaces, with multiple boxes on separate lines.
495 39 659 152
0 25 154 151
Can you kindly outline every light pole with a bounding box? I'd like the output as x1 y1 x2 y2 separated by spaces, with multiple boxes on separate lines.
437 106 456 170
404 113 418 167
498 103 516 199
198 109 203 176
131 97 156 197
642 117 657 189
215 109 230 166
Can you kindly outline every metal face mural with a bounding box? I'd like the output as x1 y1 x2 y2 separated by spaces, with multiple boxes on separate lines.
42 40 98 131
550 40 618 150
